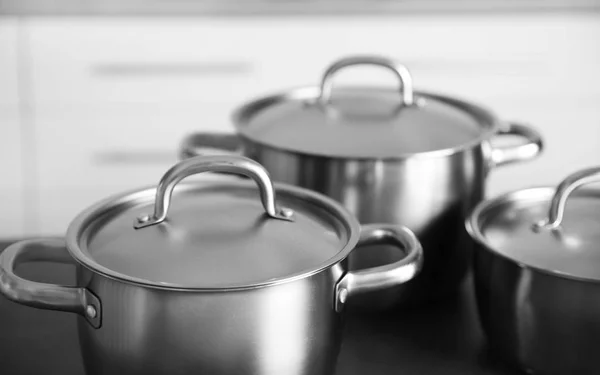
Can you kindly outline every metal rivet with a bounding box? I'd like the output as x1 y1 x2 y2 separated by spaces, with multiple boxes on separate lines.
137 215 150 224
531 220 545 232
280 208 294 218
338 288 348 305
86 305 97 319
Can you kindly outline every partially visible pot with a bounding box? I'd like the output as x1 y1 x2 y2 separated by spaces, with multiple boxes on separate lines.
179 55 543 309
0 155 423 375
466 167 600 375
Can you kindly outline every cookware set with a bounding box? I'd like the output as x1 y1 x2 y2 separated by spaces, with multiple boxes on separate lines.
0 54 596 375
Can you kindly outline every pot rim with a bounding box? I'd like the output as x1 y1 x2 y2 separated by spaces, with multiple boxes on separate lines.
466 186 600 284
231 85 502 161
64 179 362 291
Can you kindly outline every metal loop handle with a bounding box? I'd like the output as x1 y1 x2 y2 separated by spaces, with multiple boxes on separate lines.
0 238 102 328
318 56 414 106
490 122 544 168
335 224 423 312
535 167 600 230
134 155 294 229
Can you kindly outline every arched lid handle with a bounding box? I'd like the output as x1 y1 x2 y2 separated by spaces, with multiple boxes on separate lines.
318 55 415 107
134 155 294 229
535 167 600 230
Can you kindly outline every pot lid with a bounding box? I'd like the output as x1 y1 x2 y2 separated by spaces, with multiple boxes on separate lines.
469 167 600 282
235 56 494 159
66 155 359 290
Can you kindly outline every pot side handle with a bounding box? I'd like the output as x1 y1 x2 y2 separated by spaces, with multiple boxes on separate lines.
178 132 242 160
0 238 101 328
490 122 544 168
334 224 423 312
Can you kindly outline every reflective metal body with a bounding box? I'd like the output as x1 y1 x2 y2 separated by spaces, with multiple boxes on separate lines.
77 251 346 375
180 90 543 310
0 155 424 374
467 168 600 375
242 140 485 308
471 243 600 375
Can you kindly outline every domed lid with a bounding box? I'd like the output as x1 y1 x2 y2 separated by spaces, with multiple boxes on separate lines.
468 167 600 282
66 155 360 290
234 56 495 159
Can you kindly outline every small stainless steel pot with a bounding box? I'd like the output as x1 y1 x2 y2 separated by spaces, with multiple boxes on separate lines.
466 167 600 375
0 155 423 375
179 55 543 309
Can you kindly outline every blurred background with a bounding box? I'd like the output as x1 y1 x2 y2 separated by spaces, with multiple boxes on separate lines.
0 0 599 240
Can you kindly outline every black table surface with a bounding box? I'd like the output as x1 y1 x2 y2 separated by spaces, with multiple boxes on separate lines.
0 240 519 375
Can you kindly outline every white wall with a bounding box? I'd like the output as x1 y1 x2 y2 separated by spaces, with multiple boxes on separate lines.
0 18 24 238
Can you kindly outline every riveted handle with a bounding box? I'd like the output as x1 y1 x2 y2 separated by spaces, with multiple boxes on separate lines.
135 155 294 229
334 224 423 312
0 238 102 328
534 167 600 230
318 55 415 106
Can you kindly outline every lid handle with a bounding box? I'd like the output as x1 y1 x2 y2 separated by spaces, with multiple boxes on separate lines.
134 155 295 229
535 167 600 230
318 55 415 106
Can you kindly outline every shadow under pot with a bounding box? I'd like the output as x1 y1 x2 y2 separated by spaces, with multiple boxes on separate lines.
179 55 544 310
0 155 423 375
466 167 600 375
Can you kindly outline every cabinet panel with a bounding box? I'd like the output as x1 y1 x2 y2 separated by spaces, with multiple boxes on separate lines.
35 102 234 188
0 18 23 238
28 14 600 235
27 15 600 108
27 18 299 107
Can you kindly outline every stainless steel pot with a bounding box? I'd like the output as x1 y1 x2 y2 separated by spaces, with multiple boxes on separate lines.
0 155 423 375
179 55 543 309
466 167 600 375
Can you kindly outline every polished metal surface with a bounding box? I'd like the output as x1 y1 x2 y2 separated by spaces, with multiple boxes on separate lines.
84 183 350 288
0 153 424 374
468 167 600 281
65 154 365 289
75 265 346 375
335 223 423 312
179 124 542 309
0 251 529 375
471 236 600 375
230 58 493 159
467 167 600 374
135 155 295 229
489 123 546 168
0 228 422 375
177 55 542 308
318 55 415 106
242 142 487 308
536 166 600 229
0 238 101 328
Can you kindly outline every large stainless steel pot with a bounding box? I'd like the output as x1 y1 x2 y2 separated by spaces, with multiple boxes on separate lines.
179 55 543 309
466 167 600 375
0 155 423 375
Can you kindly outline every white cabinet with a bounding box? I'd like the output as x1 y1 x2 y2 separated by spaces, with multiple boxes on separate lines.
0 18 24 238
20 14 600 235
26 19 304 234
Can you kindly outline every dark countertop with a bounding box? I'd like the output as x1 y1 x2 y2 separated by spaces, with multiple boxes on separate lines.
0 240 518 375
